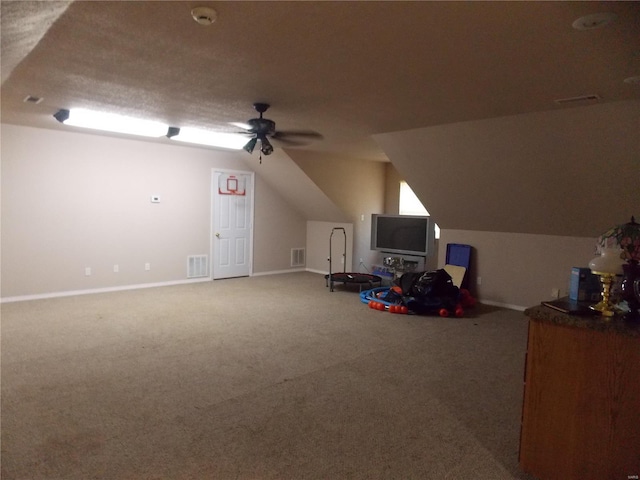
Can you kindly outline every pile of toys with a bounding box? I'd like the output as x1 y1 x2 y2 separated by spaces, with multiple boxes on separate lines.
360 269 476 317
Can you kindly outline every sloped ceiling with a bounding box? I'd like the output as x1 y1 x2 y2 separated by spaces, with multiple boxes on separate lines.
375 100 640 237
1 1 639 234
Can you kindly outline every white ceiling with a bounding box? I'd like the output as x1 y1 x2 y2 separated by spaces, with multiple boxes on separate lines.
2 1 639 162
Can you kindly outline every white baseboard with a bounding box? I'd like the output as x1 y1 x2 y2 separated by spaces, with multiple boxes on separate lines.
1 270 317 303
2 272 528 312
305 268 329 275
479 299 527 312
1 278 211 303
251 268 306 277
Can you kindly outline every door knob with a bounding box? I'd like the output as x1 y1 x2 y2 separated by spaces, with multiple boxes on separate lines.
215 233 221 238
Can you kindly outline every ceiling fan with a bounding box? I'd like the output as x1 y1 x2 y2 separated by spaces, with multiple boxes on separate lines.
234 103 322 163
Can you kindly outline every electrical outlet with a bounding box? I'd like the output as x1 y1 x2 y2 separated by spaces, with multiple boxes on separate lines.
552 288 560 299
85 267 92 276
145 263 151 271
113 264 119 273
477 276 482 286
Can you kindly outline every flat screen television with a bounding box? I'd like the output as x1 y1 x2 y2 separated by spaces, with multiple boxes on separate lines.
371 214 435 257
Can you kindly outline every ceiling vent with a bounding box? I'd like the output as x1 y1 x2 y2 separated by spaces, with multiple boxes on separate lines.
23 95 43 104
554 94 601 106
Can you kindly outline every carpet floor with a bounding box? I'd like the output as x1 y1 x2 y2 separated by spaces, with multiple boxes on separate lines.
1 272 537 479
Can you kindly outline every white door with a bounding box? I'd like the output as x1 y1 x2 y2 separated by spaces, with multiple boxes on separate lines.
212 170 254 279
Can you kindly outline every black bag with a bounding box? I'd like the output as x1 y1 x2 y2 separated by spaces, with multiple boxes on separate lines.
396 269 459 314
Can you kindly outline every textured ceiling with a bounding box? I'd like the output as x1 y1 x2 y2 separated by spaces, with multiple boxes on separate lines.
2 1 639 162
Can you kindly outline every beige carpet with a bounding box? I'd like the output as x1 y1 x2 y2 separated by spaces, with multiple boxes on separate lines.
1 272 537 479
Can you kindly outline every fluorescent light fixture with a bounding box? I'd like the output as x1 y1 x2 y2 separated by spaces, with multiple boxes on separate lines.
168 127 246 150
54 108 168 137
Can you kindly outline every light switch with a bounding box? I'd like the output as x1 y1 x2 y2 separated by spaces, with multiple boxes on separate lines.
151 195 161 203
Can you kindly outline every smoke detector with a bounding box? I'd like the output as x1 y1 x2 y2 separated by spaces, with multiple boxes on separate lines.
191 7 217 26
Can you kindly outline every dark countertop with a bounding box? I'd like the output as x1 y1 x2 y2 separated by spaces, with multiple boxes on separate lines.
525 303 640 338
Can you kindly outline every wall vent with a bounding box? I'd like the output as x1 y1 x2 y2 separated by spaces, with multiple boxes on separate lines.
554 94 601 105
291 248 305 267
187 255 208 278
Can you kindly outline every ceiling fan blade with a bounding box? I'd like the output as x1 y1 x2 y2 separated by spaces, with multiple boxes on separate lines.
230 121 253 131
270 136 308 146
272 130 323 140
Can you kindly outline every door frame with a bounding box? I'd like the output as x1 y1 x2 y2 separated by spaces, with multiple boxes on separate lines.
210 168 255 280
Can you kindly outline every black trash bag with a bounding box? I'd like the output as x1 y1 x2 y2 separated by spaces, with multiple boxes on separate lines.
396 269 459 315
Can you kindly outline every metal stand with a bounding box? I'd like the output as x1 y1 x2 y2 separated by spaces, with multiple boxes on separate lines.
327 227 346 292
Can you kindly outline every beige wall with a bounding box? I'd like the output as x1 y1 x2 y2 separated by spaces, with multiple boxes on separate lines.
252 179 306 274
374 101 639 308
1 124 306 298
290 151 386 272
438 229 597 309
306 221 354 274
383 163 401 215
375 100 640 238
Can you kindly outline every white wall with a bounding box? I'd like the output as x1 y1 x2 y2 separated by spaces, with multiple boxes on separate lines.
1 124 307 299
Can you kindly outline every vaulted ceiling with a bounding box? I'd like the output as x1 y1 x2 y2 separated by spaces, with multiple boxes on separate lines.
2 1 638 160
2 1 639 236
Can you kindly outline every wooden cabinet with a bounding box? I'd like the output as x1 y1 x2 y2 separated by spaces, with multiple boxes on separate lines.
519 308 640 479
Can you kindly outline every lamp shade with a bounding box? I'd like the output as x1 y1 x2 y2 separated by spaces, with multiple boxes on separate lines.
596 216 640 264
589 248 624 275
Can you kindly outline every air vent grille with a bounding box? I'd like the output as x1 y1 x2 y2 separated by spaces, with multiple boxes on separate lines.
187 255 208 278
291 248 305 267
23 95 43 104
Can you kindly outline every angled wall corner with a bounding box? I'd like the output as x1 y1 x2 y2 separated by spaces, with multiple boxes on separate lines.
253 149 348 223
287 149 388 271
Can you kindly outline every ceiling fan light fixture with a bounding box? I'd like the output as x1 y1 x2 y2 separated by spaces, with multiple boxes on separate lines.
243 137 258 154
170 127 246 150
260 136 274 155
54 108 169 137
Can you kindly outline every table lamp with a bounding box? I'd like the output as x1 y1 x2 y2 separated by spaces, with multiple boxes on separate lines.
591 216 640 318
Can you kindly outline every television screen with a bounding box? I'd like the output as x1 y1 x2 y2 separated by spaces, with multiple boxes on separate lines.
371 214 434 257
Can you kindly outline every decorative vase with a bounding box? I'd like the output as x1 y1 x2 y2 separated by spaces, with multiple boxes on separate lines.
621 261 640 321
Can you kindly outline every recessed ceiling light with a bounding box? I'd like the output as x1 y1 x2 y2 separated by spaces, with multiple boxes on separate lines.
572 12 617 31
191 7 217 26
